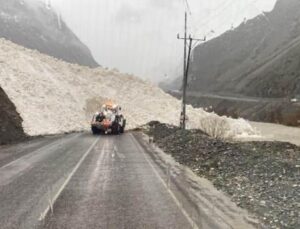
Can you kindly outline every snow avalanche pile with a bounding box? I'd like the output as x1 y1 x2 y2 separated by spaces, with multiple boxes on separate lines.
0 39 257 138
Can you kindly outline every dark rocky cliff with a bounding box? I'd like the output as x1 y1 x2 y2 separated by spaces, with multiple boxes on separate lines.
0 0 99 67
184 0 300 98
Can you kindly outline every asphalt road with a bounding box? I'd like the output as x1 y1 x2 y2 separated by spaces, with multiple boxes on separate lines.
169 90 287 103
0 132 195 229
0 132 257 229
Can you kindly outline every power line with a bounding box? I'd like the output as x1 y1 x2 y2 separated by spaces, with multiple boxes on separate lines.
188 0 272 43
180 0 205 43
182 0 192 15
193 0 236 35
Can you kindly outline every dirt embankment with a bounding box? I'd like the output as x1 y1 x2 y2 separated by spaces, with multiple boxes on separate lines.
143 122 300 229
0 87 26 145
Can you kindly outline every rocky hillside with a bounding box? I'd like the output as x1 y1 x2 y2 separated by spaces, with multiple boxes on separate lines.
0 0 98 67
176 0 300 98
0 87 26 145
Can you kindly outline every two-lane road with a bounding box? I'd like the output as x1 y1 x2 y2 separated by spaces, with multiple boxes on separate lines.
0 132 256 229
0 133 193 229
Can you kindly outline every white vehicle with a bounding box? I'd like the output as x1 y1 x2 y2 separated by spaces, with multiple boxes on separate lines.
291 95 300 103
291 98 298 103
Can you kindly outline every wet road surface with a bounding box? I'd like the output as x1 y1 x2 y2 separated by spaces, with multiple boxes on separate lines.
0 133 193 229
0 132 256 229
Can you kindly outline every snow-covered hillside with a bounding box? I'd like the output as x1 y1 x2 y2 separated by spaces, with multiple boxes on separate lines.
0 38 256 138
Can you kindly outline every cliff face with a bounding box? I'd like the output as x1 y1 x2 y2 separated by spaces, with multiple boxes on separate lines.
0 87 26 145
0 0 99 67
188 0 300 98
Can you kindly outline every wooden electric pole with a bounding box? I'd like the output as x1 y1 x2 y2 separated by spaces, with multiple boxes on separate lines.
177 12 205 130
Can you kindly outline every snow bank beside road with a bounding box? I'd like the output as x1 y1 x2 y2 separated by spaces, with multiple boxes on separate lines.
0 38 256 138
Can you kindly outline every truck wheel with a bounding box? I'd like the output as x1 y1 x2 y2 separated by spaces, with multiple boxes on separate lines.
92 127 99 135
112 123 120 135
120 120 126 133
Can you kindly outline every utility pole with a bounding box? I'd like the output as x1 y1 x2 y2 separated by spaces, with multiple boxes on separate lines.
177 12 206 130
183 12 187 92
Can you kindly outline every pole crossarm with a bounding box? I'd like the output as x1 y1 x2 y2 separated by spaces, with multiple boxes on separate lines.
177 34 206 42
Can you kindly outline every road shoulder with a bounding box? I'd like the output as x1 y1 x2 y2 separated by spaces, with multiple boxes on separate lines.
133 131 257 229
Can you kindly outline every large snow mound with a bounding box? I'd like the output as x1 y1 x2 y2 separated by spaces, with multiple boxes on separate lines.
0 38 257 138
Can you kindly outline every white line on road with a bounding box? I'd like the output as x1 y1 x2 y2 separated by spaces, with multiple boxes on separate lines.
130 134 199 229
0 133 81 170
39 137 100 221
0 134 82 187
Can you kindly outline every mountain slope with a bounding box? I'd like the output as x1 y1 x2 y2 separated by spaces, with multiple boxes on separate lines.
0 0 98 67
187 0 300 98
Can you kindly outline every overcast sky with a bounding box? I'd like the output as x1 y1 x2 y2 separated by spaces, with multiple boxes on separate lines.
45 0 276 82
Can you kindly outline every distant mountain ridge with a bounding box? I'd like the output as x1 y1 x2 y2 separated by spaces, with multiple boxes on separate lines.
0 0 99 67
171 0 300 98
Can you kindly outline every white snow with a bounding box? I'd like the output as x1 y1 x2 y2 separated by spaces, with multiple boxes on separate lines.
0 38 257 138
249 122 300 146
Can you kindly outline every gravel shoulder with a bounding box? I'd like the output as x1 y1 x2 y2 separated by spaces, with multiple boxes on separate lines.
143 122 300 229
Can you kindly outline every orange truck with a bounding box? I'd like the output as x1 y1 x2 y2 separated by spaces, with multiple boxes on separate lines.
91 102 126 135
